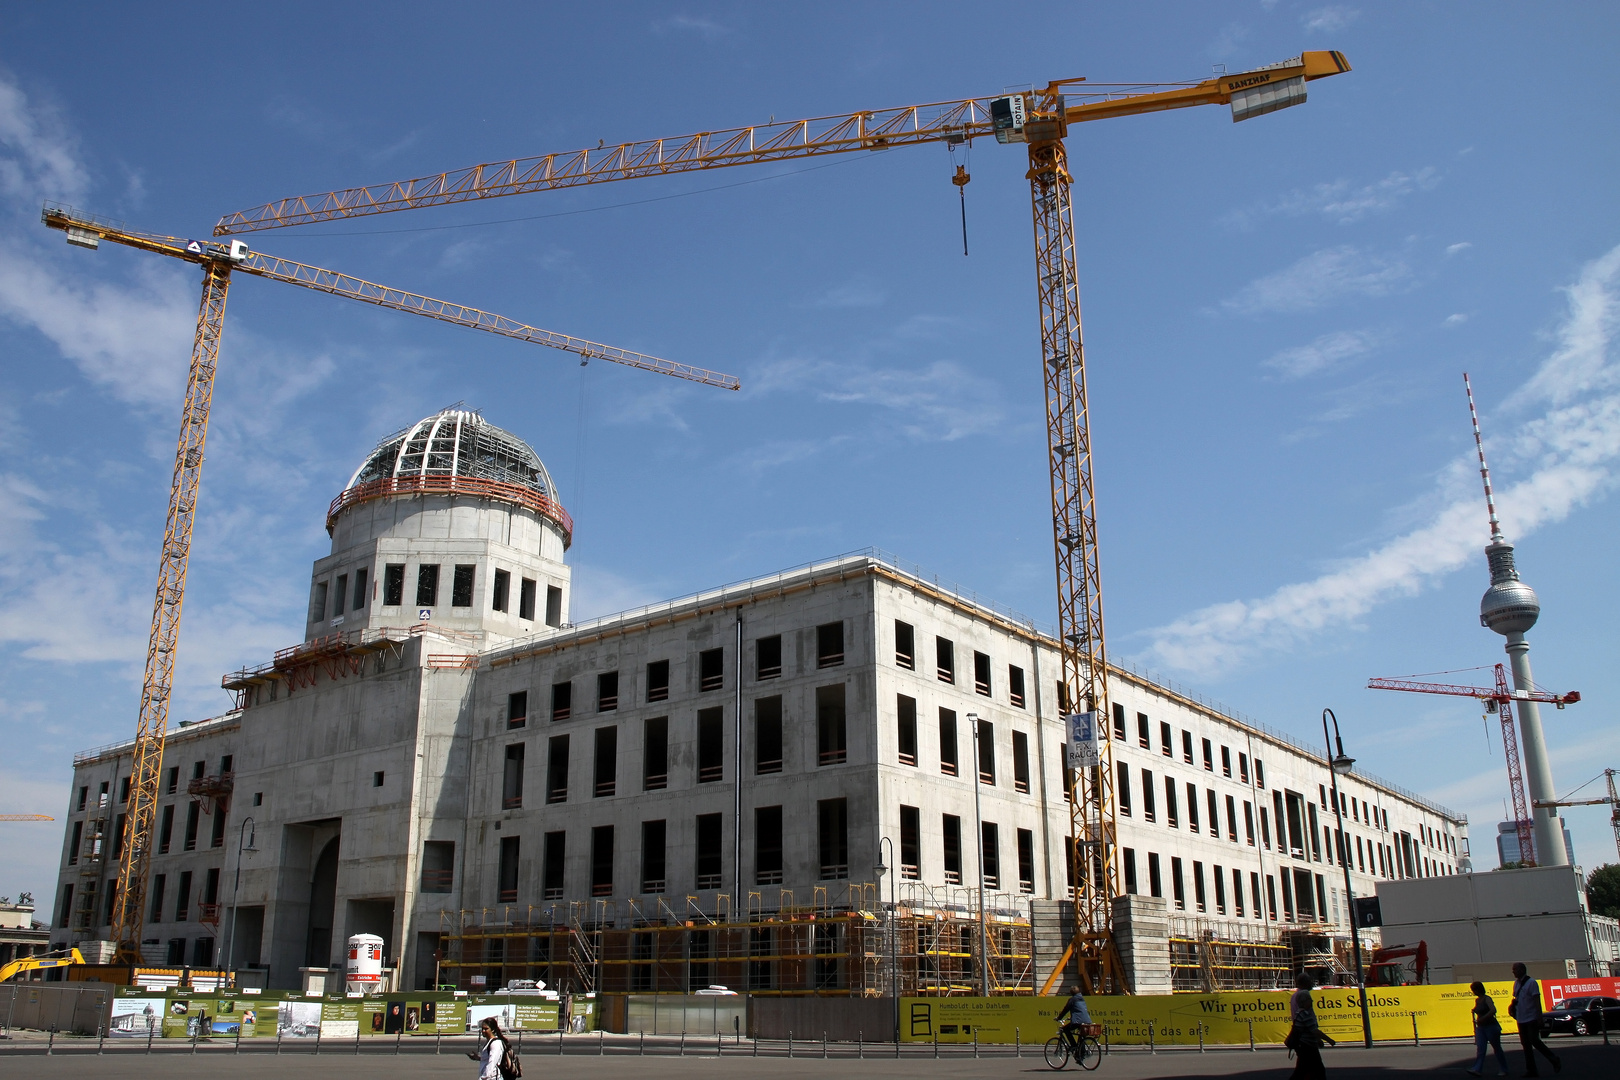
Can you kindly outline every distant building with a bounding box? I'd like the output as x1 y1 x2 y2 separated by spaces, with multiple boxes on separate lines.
1 898 51 977
1497 819 1575 868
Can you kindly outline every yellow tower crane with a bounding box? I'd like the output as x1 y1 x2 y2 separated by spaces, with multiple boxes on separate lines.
42 206 738 965
216 51 1351 993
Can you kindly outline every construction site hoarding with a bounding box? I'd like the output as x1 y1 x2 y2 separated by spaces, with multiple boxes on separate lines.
100 986 593 1038
899 983 1516 1045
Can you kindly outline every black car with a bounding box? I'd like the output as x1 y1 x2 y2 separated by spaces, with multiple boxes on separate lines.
1540 996 1620 1037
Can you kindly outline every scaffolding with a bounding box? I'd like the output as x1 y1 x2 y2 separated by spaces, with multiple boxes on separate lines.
438 882 1034 997
1167 916 1293 993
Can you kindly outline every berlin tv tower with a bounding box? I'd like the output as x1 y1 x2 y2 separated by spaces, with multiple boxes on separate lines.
1466 374 1568 866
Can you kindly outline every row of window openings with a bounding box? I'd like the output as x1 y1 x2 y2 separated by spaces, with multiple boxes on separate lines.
310 564 562 626
1112 766 1438 881
57 868 219 931
1116 849 1359 926
486 805 1037 902
1103 703 1456 849
892 621 1028 707
71 758 235 864
501 688 849 808
74 755 233 814
504 626 848 729
894 698 1030 791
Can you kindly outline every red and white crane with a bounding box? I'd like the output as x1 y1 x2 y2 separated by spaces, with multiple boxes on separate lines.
1367 667 1578 866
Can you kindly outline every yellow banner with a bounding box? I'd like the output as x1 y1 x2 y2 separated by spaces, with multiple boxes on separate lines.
900 982 1513 1045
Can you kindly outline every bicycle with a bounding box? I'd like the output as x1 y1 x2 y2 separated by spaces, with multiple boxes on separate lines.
1044 1023 1102 1070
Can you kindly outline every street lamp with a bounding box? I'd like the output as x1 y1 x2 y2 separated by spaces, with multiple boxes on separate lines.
1322 709 1372 1049
223 817 256 987
967 713 990 998
876 836 898 1041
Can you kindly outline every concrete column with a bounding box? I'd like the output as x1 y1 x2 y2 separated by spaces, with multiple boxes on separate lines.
1505 634 1568 866
1110 894 1170 994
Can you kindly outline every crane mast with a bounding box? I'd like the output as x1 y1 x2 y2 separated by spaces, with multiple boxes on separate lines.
43 206 731 964
216 51 1350 993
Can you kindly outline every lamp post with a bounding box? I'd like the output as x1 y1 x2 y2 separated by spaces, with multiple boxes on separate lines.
876 836 898 1042
223 817 256 987
1322 710 1372 1049
967 713 990 998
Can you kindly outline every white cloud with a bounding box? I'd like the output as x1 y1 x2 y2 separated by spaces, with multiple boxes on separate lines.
1223 246 1411 315
1445 313 1469 327
0 76 88 203
1447 242 1472 256
813 278 886 309
753 353 1006 442
1303 6 1359 33
1223 169 1439 229
1208 23 1252 61
1146 243 1620 676
1263 328 1380 379
651 15 733 41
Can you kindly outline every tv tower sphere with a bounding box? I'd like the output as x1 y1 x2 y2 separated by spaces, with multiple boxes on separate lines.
1480 539 1540 636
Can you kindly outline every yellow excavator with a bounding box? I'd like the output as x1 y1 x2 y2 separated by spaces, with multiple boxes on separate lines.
0 948 84 983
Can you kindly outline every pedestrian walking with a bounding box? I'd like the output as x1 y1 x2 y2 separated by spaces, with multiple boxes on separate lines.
467 1017 511 1080
1508 963 1561 1077
1285 973 1336 1080
1468 981 1510 1076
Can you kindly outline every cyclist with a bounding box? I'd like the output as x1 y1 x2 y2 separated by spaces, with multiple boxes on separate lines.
1056 987 1093 1063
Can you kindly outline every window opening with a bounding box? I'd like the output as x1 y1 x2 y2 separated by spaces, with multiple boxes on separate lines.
542 832 566 900
754 806 783 886
942 815 962 884
894 621 915 669
699 648 724 692
496 836 521 903
519 578 537 621
551 681 571 722
590 826 614 897
816 684 847 766
1012 731 1030 794
973 651 992 696
546 735 569 803
697 707 725 782
646 659 669 702
938 708 958 776
597 671 618 712
1009 665 1026 708
451 564 475 607
817 622 844 667
980 822 1000 888
899 805 921 880
383 564 405 606
642 717 668 790
695 813 723 889
507 691 528 729
935 638 955 683
755 697 783 774
594 727 617 797
492 568 510 613
897 694 918 767
755 635 782 680
416 564 439 607
640 820 666 893
545 585 562 627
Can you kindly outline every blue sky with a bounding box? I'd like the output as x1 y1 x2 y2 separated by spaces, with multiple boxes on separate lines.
3 3 1618 911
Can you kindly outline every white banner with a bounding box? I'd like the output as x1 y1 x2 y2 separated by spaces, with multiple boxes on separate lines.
1064 711 1099 768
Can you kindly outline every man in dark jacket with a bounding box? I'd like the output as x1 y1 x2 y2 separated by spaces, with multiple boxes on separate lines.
1509 963 1561 1076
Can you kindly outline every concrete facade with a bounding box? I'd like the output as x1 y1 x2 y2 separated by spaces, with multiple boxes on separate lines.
48 415 1470 992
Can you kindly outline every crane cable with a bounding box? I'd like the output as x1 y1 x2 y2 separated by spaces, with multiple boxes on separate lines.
948 137 971 256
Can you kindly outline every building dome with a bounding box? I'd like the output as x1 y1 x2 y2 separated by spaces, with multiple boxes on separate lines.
328 407 571 545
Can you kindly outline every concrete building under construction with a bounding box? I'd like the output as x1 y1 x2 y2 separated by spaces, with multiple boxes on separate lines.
49 408 1469 995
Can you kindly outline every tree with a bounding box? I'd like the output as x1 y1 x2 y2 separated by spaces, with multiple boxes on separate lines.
1587 864 1620 919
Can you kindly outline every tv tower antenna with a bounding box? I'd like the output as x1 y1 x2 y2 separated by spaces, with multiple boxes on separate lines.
1464 373 1568 865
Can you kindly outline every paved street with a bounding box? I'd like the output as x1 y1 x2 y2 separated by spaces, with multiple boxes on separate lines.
0 1032 1615 1079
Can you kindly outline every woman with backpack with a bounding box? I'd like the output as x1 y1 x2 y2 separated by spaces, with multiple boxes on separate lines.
469 1016 520 1080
